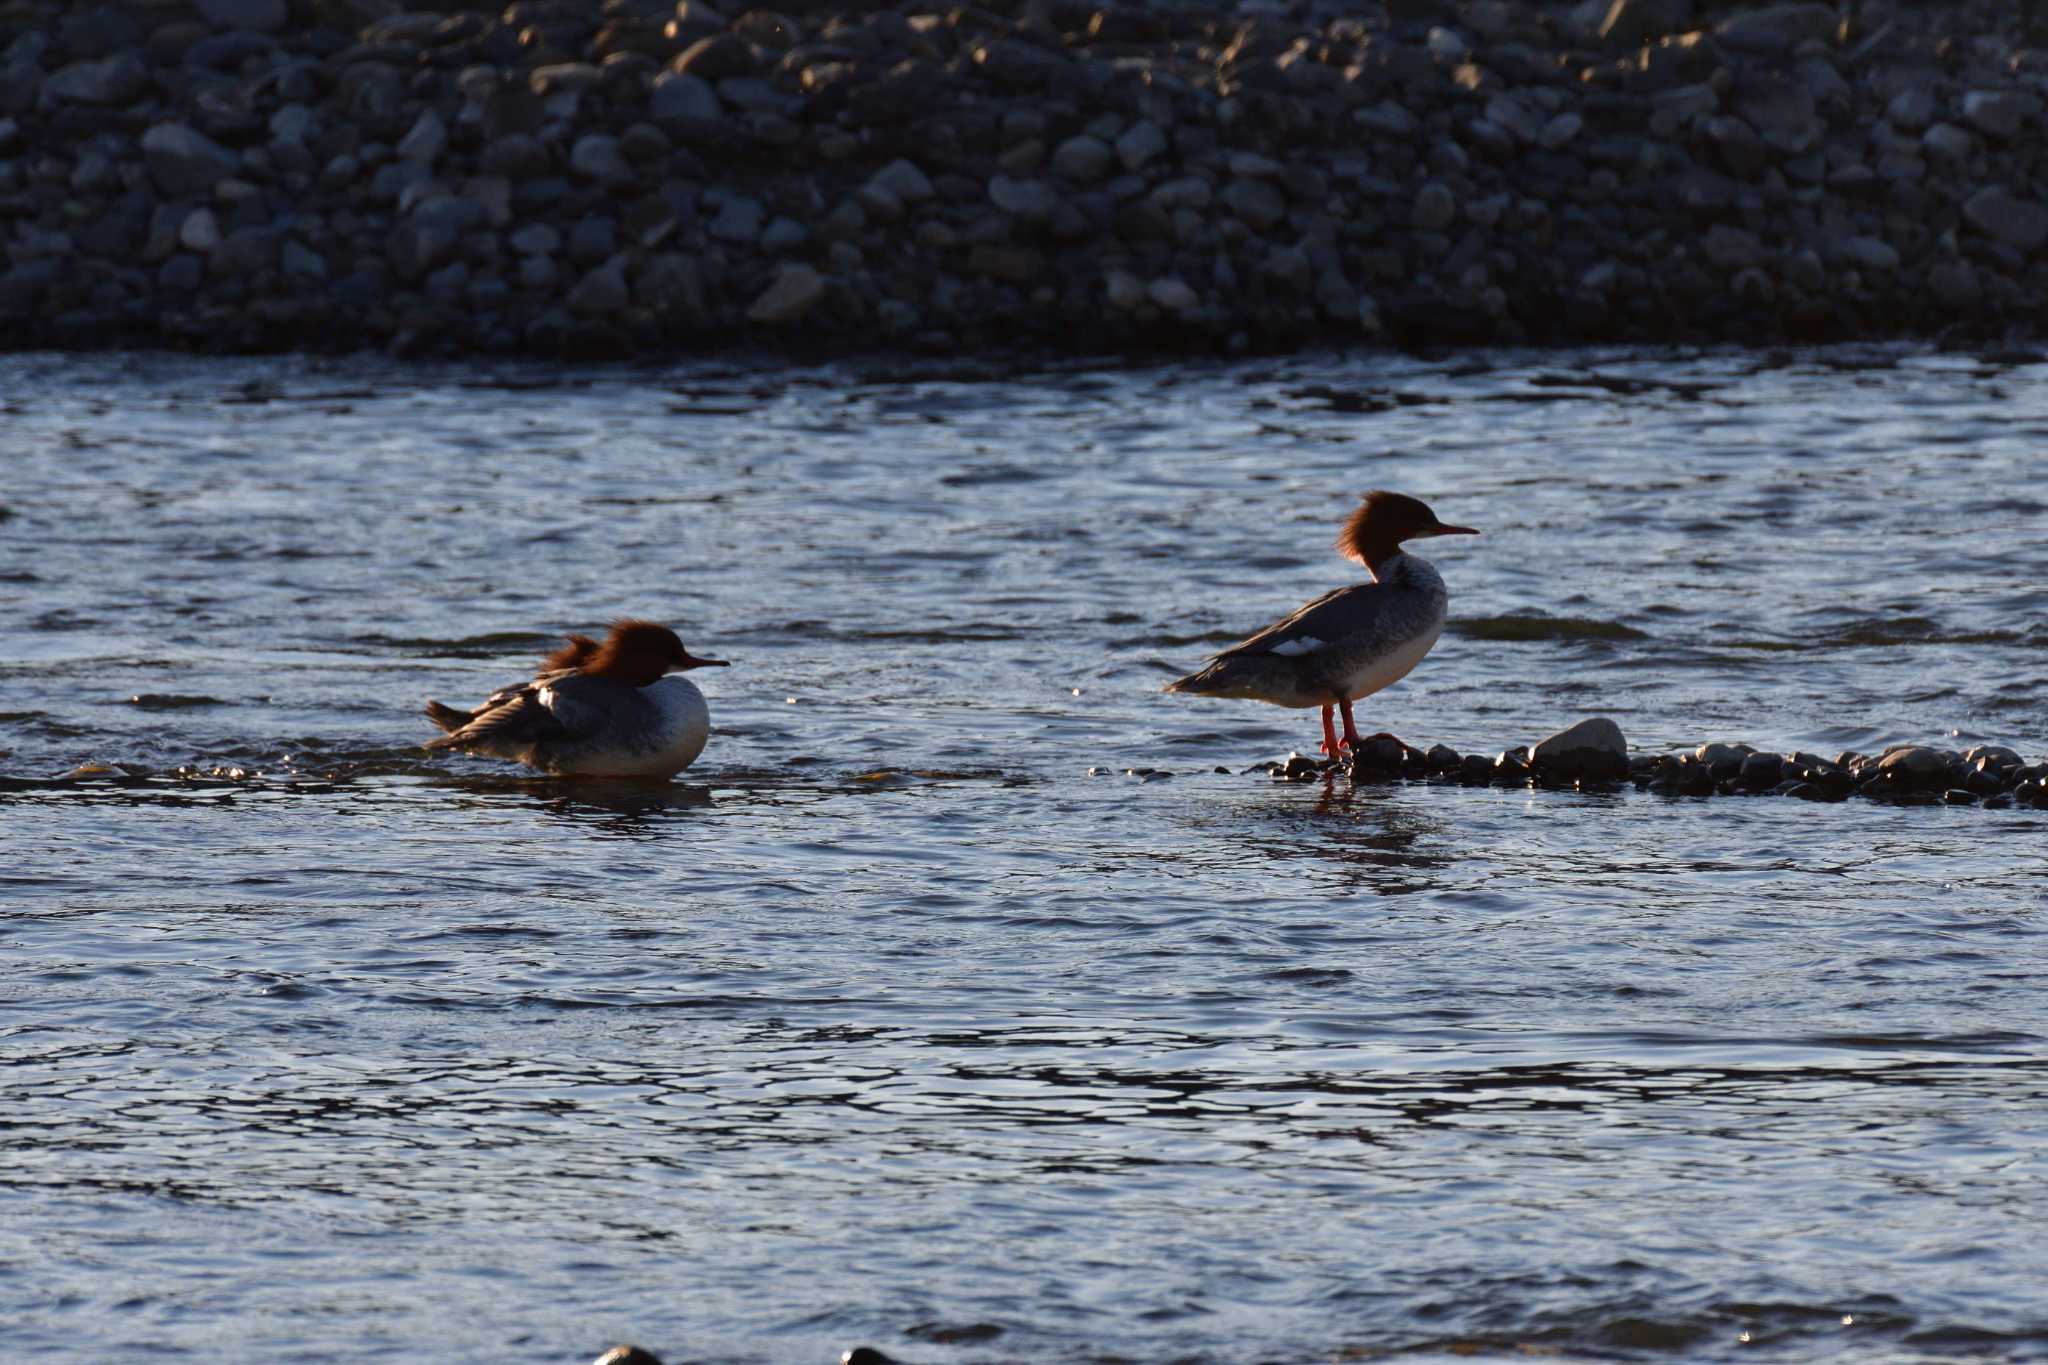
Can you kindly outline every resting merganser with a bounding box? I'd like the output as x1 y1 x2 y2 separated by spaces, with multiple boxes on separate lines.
1164 490 1478 757
423 620 727 778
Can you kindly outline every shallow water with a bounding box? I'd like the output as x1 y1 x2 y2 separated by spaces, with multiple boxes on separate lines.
2 346 2045 1364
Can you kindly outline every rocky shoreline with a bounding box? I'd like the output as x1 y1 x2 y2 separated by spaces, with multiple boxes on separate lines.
5 0 2048 359
1262 716 2048 808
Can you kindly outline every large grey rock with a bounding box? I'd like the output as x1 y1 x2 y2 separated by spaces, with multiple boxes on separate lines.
1963 186 2048 251
1531 717 1628 779
46 53 149 105
141 123 240 196
1876 745 1954 787
747 263 825 322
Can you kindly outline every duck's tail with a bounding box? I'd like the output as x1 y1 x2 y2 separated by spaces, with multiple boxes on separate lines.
423 699 474 735
1163 655 1293 701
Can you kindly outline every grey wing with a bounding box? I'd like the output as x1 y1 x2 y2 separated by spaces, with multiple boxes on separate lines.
425 680 582 752
1213 583 1398 660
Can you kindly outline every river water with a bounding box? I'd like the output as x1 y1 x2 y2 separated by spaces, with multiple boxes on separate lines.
2 347 2044 1364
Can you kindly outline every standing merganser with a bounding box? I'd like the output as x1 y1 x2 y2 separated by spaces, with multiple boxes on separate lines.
1165 491 1478 757
423 620 728 778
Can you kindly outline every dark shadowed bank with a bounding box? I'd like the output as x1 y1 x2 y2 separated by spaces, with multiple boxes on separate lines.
4 0 2047 360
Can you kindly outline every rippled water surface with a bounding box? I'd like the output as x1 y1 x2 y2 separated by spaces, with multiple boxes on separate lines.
2 347 2045 1364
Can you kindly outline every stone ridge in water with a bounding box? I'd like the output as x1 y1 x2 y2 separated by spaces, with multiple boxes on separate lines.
1282 727 2048 809
2 0 2047 358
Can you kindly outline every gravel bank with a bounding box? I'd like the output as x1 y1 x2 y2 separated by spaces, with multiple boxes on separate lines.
5 0 2048 358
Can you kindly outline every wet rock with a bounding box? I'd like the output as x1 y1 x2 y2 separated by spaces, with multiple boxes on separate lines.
1873 745 1956 791
1116 121 1167 173
1737 752 1783 787
1530 717 1628 780
1347 735 1411 774
1274 753 1324 782
1424 743 1462 772
1694 742 1747 780
591 1346 664 1365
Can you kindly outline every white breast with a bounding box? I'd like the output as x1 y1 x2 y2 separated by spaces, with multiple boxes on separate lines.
554 676 712 778
1339 617 1443 701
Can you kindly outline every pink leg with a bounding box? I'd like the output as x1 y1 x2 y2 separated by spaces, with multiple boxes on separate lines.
1338 698 1364 751
1319 705 1340 757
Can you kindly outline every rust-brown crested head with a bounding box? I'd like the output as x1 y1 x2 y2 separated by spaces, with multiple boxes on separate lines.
1336 490 1479 571
582 619 728 686
542 633 601 673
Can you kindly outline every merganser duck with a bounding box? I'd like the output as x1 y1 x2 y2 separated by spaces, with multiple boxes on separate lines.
423 620 727 778
1165 491 1478 757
